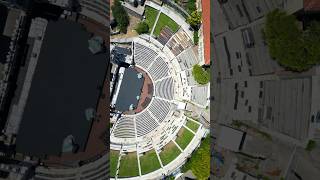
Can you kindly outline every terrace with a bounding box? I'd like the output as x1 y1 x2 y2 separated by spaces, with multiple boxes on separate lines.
175 127 194 150
110 150 120 177
153 13 179 36
159 141 181 165
139 149 161 175
118 152 139 177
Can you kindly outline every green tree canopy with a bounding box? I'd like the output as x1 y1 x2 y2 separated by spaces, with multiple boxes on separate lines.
264 9 320 71
135 21 149 34
187 11 202 30
181 136 210 180
192 64 210 85
112 0 130 33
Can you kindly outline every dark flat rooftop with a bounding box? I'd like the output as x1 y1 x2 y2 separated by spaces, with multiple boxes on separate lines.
15 20 107 157
0 4 10 64
115 67 144 112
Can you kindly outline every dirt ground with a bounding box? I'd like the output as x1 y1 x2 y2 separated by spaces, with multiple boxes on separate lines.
111 15 141 39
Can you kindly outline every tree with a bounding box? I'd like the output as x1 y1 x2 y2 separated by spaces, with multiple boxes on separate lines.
133 0 138 7
140 0 146 6
187 11 202 30
193 30 199 45
111 0 130 33
187 0 196 14
304 21 320 65
135 21 149 34
264 9 320 71
181 136 210 179
192 64 210 85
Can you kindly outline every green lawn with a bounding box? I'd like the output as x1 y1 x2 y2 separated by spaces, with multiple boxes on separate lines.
139 150 161 175
144 6 158 33
153 13 180 36
175 127 194 150
159 141 181 165
186 119 200 132
182 136 210 180
118 152 139 177
110 150 120 177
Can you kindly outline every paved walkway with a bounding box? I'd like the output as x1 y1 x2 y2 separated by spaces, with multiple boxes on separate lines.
150 10 161 36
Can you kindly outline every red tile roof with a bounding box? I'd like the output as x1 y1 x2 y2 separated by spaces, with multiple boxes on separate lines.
202 0 210 65
304 0 320 11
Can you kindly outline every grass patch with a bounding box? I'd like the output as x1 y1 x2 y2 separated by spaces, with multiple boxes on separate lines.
118 152 139 177
140 150 161 175
159 141 181 165
182 136 210 180
175 127 194 150
110 150 120 177
186 119 200 132
306 140 317 151
144 6 158 33
153 13 180 36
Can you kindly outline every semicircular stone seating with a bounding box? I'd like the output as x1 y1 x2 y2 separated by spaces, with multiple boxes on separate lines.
148 98 171 123
136 110 159 137
148 56 169 81
113 116 135 138
134 42 158 69
155 77 174 100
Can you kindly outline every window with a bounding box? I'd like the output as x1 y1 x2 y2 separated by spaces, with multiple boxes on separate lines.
236 5 244 17
256 6 261 13
236 52 241 59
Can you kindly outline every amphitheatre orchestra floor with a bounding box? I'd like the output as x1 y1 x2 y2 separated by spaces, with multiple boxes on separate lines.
123 66 153 114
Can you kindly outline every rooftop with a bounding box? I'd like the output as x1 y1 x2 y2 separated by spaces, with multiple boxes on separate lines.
202 0 210 65
217 126 245 152
0 4 10 64
15 19 107 157
304 0 320 12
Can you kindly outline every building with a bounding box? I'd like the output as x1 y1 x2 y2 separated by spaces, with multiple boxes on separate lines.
216 126 246 152
79 0 108 26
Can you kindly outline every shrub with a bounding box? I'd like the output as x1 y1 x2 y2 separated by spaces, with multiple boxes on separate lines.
306 140 317 151
187 11 202 30
135 21 149 34
192 64 210 85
